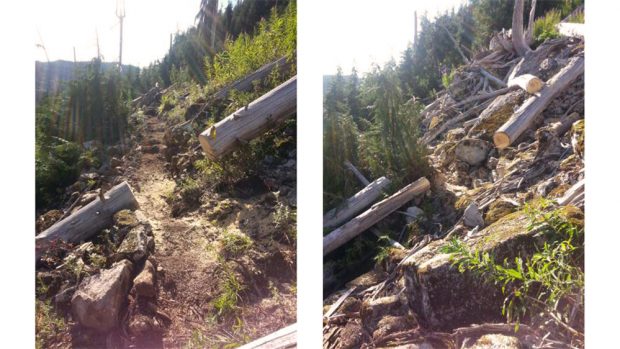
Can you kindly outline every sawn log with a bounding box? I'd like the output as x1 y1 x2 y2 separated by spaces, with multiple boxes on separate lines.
211 55 293 101
199 76 297 160
323 177 430 256
323 177 391 230
494 55 584 149
36 181 139 259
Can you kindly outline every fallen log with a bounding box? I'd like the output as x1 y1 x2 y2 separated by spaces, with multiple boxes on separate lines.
323 177 391 230
557 23 585 39
237 323 296 349
36 182 139 259
508 74 544 94
212 55 293 101
493 55 584 149
557 179 584 207
323 177 430 256
199 76 297 160
341 162 404 250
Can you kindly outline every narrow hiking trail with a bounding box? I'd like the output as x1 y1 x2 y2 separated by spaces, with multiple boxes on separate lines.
126 114 296 348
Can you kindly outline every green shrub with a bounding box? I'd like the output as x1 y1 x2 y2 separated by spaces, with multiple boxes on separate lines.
179 177 202 204
220 229 253 257
36 142 83 208
533 9 562 44
213 268 245 317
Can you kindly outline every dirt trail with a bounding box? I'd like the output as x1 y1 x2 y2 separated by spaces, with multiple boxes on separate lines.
126 115 295 348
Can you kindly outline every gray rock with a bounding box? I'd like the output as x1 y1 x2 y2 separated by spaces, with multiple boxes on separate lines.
115 224 151 262
71 260 133 332
405 206 425 224
133 260 156 298
463 203 484 228
455 138 492 166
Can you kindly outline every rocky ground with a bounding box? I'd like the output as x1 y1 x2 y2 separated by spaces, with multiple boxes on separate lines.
35 85 297 348
323 36 584 348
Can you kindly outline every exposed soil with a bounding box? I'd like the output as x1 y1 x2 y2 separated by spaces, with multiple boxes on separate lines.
126 115 296 348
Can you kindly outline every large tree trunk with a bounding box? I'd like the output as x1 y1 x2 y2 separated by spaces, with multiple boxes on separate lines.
512 0 532 57
323 177 391 230
237 323 296 349
323 177 430 256
525 0 538 45
212 55 293 101
494 55 584 149
199 76 297 160
36 182 139 259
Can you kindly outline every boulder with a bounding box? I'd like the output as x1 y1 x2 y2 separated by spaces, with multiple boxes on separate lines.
113 209 140 229
455 138 492 166
405 206 426 224
115 224 152 262
133 260 156 298
402 210 540 329
71 260 133 332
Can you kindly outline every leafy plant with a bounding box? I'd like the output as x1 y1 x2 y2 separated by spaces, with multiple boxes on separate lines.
213 266 245 317
533 9 562 44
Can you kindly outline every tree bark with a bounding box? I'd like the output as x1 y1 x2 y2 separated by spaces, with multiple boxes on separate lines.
323 177 391 230
512 0 532 57
36 181 139 259
199 76 297 160
237 323 296 349
494 55 584 149
323 177 430 256
211 55 293 101
525 0 538 45
508 74 544 94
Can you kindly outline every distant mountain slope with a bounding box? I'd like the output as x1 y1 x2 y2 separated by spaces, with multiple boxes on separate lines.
35 60 139 102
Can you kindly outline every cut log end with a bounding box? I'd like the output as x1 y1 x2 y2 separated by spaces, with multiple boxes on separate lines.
493 132 510 149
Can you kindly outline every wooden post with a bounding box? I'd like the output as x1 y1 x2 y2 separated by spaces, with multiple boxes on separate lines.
199 76 297 160
36 182 139 259
494 55 584 149
323 177 391 230
323 177 430 256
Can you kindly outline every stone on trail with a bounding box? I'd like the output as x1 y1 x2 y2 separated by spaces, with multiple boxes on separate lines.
115 224 152 263
71 260 133 332
133 260 157 298
455 138 492 166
